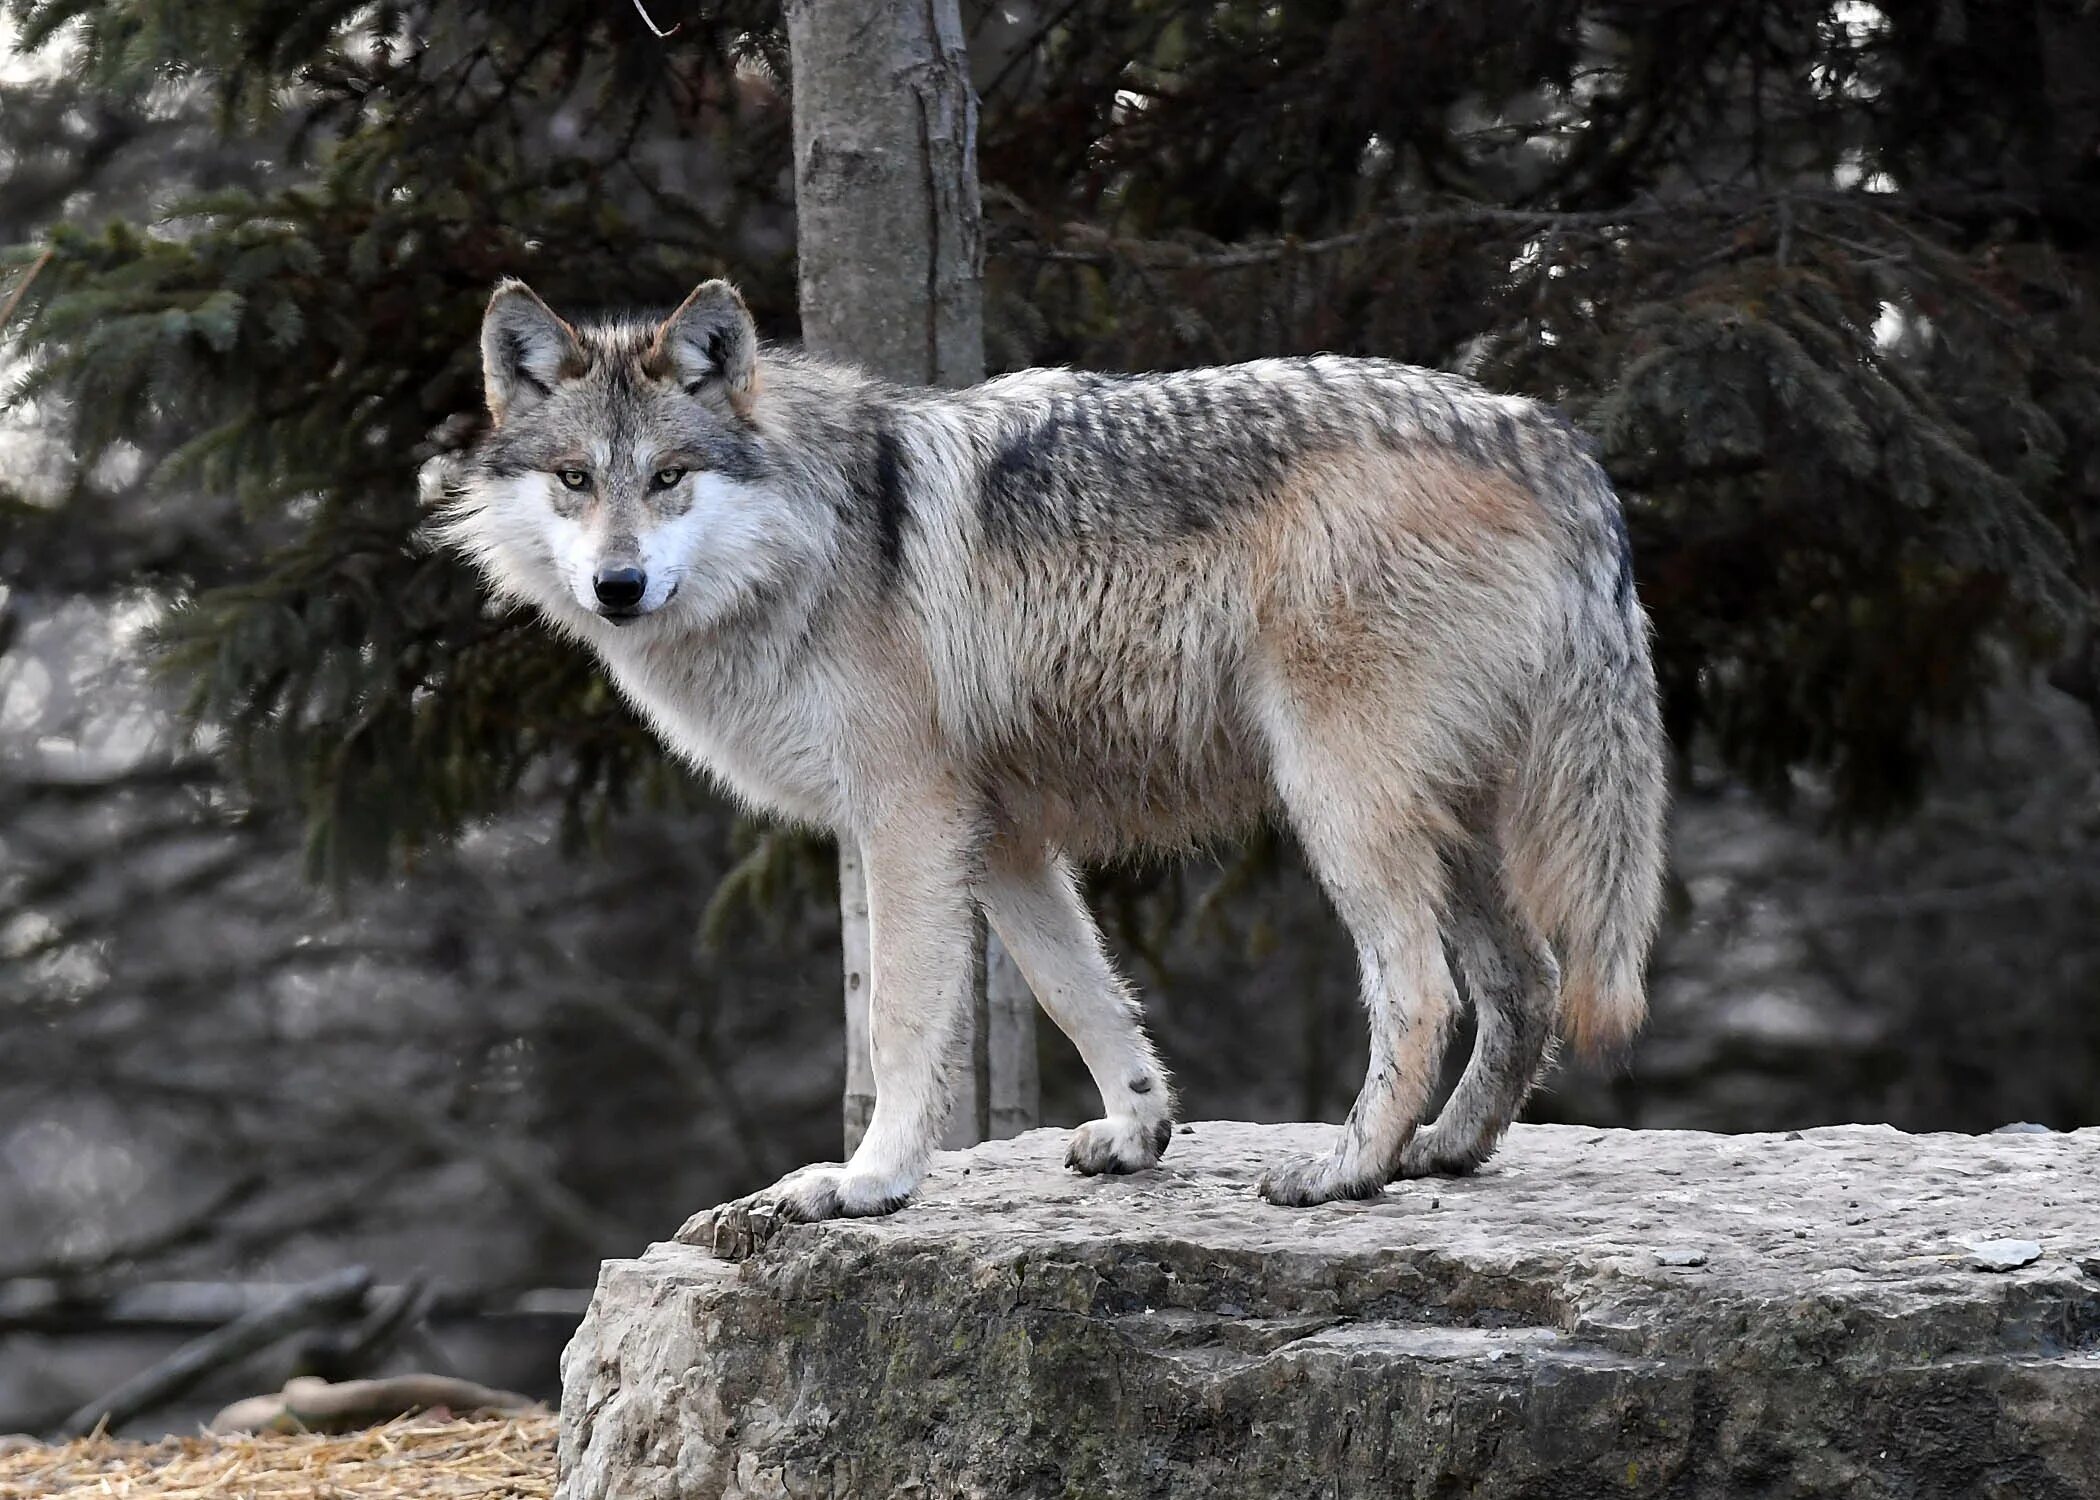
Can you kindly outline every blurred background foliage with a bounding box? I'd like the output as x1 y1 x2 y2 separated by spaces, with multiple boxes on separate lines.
2 0 2098 1431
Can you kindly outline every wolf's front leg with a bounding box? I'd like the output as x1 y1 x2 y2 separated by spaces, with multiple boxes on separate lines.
980 848 1174 1175
681 804 977 1252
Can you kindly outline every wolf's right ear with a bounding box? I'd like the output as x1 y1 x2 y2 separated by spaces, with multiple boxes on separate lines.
646 280 759 419
482 280 584 425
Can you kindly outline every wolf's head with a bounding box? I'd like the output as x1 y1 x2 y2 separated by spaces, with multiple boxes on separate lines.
439 279 821 633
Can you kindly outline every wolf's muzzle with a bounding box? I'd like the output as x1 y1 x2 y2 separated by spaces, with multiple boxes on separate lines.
594 565 647 615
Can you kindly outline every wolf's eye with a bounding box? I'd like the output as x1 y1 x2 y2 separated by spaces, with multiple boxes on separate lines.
650 466 687 491
556 468 590 492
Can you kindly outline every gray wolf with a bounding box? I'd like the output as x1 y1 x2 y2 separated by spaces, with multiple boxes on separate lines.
436 277 1667 1224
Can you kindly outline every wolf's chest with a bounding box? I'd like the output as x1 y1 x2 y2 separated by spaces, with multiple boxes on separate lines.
598 640 844 826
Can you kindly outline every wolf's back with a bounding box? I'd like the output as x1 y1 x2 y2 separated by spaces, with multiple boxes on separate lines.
1499 446 1667 1056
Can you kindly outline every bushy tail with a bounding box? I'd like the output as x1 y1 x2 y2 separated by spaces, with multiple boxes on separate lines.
1501 464 1668 1058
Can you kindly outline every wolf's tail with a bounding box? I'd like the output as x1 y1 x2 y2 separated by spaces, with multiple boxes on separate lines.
1500 451 1668 1058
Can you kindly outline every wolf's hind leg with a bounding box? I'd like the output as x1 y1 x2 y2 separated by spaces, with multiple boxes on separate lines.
979 849 1174 1175
1395 837 1559 1179
1256 739 1461 1207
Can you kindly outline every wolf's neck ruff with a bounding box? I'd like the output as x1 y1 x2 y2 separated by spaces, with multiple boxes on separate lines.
441 278 1667 1228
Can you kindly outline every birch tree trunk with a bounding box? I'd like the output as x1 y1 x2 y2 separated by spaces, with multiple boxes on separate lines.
836 839 876 1151
788 0 1038 1155
985 935 1041 1139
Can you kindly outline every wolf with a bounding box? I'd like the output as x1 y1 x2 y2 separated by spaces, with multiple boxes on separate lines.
436 277 1667 1227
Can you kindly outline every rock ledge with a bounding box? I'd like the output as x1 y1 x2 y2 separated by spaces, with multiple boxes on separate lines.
559 1121 2100 1499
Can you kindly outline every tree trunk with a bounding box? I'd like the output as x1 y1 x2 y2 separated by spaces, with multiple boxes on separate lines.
786 0 983 388
788 0 1037 1156
836 839 876 1151
985 934 1041 1138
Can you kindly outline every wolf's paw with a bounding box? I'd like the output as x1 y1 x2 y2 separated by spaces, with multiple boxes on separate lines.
1256 1152 1385 1208
676 1163 914 1259
1393 1125 1494 1180
1065 1114 1173 1176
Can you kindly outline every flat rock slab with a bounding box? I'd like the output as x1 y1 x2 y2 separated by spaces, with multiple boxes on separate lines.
559 1122 2100 1499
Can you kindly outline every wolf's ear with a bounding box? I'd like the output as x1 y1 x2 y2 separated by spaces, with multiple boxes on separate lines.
482 280 583 425
646 280 759 418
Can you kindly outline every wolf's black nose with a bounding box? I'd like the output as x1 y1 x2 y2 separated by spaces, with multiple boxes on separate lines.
594 566 647 611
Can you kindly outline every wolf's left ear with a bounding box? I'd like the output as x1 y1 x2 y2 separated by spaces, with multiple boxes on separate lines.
646 280 759 418
482 280 584 425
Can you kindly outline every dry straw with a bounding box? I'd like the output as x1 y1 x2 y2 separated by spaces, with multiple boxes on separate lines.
0 1414 555 1499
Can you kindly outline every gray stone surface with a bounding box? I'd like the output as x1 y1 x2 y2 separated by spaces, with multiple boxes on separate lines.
559 1121 2100 1499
